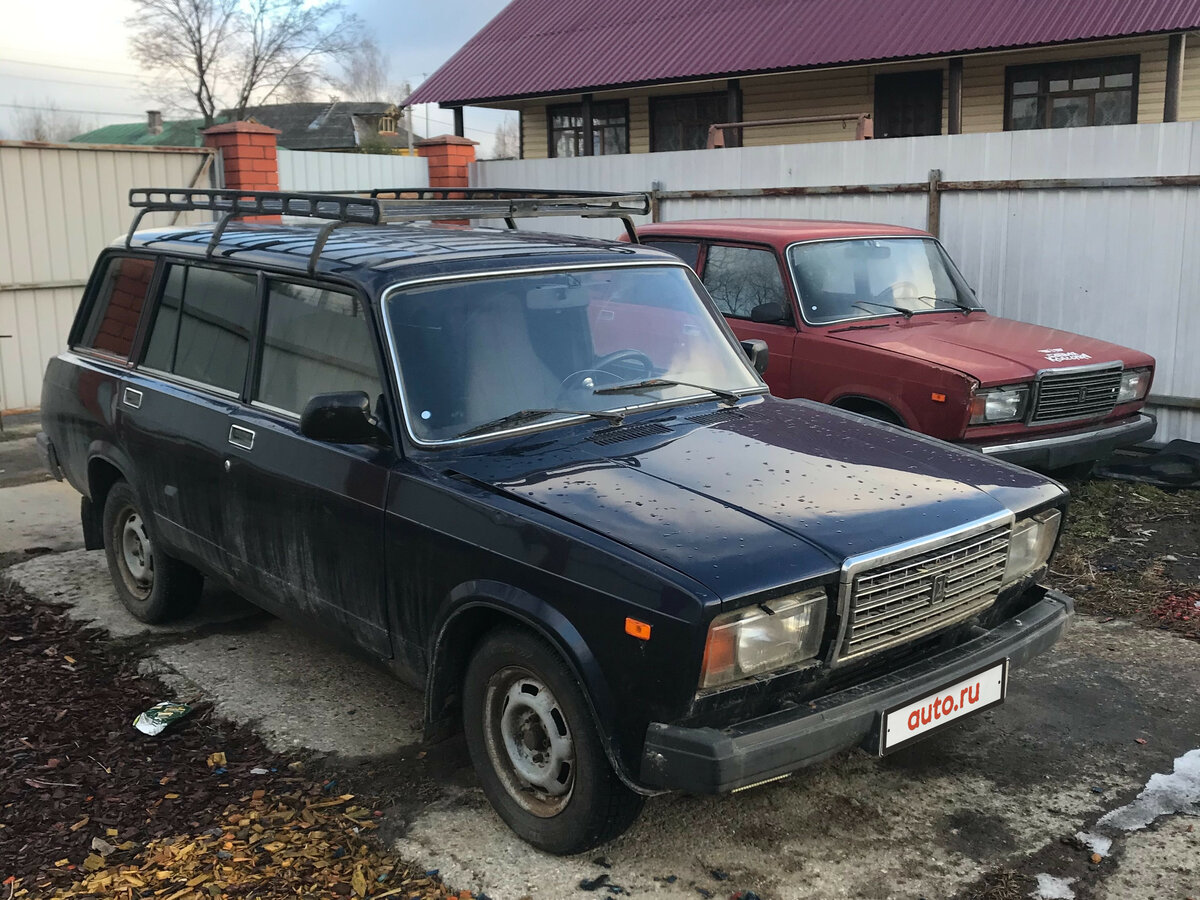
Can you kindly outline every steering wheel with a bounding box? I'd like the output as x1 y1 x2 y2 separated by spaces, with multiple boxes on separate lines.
558 349 654 394
876 281 920 303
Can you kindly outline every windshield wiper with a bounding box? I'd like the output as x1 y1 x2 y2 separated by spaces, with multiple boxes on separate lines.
916 295 975 315
457 407 624 438
593 378 740 403
852 300 913 319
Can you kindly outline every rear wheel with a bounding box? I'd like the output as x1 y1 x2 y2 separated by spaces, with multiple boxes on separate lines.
102 480 203 623
462 628 644 854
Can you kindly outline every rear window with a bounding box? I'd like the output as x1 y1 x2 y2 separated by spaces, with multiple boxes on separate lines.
77 256 155 359
142 263 258 394
642 240 701 268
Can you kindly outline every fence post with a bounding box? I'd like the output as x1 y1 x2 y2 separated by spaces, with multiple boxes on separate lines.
202 121 282 222
417 134 477 191
926 169 942 237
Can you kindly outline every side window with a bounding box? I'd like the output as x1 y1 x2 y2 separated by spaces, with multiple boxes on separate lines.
643 240 701 269
77 256 155 359
256 281 383 415
142 263 257 394
701 245 789 320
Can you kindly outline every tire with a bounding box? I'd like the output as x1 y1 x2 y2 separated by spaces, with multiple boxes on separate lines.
102 480 203 623
462 628 645 854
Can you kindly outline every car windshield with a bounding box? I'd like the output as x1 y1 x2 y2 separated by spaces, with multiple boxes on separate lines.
788 237 981 324
386 265 763 442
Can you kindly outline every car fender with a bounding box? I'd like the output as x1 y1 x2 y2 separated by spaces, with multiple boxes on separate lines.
828 390 914 427
425 579 657 794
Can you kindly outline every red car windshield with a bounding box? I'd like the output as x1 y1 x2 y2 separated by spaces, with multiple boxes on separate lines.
788 238 980 324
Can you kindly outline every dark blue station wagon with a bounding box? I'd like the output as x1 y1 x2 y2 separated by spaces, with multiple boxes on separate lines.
38 189 1074 853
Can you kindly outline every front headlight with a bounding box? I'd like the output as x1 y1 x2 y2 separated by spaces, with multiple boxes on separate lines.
1003 510 1062 585
1117 367 1151 403
969 385 1030 425
699 590 827 689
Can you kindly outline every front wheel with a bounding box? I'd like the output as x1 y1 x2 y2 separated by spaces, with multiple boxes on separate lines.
462 628 644 854
102 480 203 623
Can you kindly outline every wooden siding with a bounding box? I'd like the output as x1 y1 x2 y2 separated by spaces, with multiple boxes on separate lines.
507 34 1200 157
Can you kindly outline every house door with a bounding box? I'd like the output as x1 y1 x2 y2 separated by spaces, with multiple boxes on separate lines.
875 70 943 138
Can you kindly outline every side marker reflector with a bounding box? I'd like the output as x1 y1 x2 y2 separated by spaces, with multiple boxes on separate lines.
625 617 651 640
931 392 947 403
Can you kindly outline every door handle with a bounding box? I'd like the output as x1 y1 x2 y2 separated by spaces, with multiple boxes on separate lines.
122 387 143 409
228 424 255 450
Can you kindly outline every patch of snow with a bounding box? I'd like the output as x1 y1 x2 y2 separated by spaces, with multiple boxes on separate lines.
1097 748 1200 831
1074 831 1112 857
1030 873 1075 899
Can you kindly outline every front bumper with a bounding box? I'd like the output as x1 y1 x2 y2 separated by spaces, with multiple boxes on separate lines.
971 413 1156 468
639 589 1073 793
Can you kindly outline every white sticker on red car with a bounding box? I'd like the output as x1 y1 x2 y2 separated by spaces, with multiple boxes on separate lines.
1038 347 1092 362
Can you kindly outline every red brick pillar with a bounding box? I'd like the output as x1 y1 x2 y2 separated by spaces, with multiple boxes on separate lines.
202 121 282 221
417 134 477 191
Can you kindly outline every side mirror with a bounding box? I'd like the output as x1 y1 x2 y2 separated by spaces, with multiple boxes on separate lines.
300 391 389 445
740 339 769 376
750 301 788 324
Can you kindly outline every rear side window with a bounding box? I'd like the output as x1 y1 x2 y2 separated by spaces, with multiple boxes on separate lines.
142 264 258 394
256 281 382 415
702 245 789 319
643 240 701 268
77 256 155 359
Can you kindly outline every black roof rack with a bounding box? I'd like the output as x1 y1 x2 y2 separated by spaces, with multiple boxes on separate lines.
127 187 649 270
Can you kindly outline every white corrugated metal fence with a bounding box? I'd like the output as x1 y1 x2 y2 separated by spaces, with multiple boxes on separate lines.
473 122 1200 442
0 141 215 411
277 148 428 192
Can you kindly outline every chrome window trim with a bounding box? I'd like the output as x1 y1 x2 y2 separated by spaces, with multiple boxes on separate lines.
250 399 301 421
379 260 768 449
784 235 985 329
828 509 1015 667
135 365 241 400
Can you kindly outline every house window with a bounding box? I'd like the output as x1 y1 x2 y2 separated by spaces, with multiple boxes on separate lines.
1006 56 1139 130
378 115 396 133
651 92 726 152
548 100 629 157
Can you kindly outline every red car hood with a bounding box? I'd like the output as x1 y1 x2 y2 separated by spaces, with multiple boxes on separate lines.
829 313 1154 385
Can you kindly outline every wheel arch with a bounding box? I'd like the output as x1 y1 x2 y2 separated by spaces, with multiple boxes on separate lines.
830 393 908 426
83 446 135 551
425 580 654 795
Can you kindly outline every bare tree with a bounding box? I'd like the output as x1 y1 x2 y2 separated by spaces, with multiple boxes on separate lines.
491 115 519 159
331 38 398 102
10 102 89 142
128 0 361 126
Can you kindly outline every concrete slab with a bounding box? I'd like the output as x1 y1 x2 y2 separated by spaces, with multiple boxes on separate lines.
6 549 257 638
0 479 83 556
152 621 425 756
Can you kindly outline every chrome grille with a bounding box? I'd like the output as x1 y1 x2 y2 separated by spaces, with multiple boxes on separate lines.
1031 365 1122 424
839 525 1011 662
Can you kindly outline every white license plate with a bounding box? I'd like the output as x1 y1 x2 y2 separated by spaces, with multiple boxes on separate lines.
880 659 1008 754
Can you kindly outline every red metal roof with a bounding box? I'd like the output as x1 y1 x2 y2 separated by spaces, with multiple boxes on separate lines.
408 0 1200 105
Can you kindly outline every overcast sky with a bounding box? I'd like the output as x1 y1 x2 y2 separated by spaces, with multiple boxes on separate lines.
0 0 511 150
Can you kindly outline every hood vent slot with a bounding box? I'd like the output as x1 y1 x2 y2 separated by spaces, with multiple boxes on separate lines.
590 422 672 445
687 409 747 425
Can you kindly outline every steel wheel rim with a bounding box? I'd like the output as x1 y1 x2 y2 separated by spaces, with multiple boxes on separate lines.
117 507 154 599
482 665 575 818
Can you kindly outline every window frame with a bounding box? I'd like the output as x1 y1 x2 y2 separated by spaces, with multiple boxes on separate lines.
546 99 630 158
249 275 386 421
649 91 727 152
1004 55 1140 131
135 258 263 399
697 240 796 324
69 250 164 367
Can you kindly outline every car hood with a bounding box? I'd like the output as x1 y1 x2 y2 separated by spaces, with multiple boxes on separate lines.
828 313 1154 384
442 397 1063 604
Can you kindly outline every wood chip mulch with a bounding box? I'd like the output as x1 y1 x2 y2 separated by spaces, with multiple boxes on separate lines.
0 576 462 899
